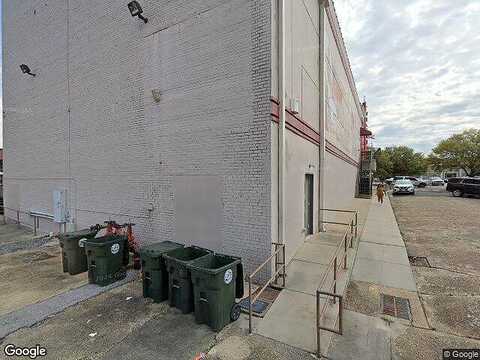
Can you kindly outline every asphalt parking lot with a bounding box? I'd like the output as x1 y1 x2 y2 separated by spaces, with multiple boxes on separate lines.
413 185 450 197
390 190 480 345
0 223 314 360
0 279 216 360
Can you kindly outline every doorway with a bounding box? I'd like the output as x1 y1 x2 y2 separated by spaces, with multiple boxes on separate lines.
304 174 314 235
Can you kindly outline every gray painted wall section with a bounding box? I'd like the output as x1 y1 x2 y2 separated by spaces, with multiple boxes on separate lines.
270 0 363 263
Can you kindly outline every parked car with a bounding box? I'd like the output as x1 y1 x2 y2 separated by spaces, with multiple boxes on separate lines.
407 176 427 187
446 177 480 197
385 176 407 184
388 176 426 187
392 179 415 195
429 176 445 186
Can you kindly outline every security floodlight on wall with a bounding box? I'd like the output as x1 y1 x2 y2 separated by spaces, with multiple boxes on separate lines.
20 64 36 77
128 1 148 23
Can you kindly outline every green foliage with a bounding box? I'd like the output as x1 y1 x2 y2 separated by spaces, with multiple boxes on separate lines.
374 146 427 179
429 129 480 177
374 149 393 180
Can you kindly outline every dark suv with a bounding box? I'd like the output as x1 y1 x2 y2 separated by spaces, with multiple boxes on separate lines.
446 177 480 197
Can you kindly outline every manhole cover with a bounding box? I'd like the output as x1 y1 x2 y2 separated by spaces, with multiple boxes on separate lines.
408 256 431 267
381 294 411 320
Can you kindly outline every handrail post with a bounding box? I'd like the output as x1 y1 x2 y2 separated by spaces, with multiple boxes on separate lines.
17 211 20 228
282 244 286 287
333 257 337 304
33 216 37 236
316 290 321 358
339 295 344 335
273 243 278 285
343 235 347 269
248 276 252 334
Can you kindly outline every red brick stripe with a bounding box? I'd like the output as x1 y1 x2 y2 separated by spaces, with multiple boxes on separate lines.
270 98 359 168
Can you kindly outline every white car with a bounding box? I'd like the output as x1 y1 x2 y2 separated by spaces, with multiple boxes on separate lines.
388 176 426 187
392 179 415 195
429 177 445 186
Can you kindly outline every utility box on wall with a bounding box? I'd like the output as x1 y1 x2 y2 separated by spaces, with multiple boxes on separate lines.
53 189 67 223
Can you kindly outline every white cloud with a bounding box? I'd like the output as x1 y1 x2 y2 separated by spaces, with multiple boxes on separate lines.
334 0 480 153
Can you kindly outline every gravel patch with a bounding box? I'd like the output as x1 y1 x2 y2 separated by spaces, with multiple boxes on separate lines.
391 194 480 341
392 325 480 360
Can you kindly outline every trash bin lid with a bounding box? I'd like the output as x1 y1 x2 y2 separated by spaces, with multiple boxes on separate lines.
188 253 241 275
58 228 98 242
84 235 127 247
139 241 184 258
162 246 212 264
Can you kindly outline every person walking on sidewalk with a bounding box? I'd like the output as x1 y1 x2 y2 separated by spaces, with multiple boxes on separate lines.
376 183 386 204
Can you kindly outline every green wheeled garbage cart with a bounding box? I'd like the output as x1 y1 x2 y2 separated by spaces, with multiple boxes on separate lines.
58 228 99 275
84 235 128 286
163 246 212 314
188 253 244 331
139 241 184 302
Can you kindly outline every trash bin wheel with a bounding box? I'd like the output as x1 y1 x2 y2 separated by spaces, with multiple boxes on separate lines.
230 303 241 322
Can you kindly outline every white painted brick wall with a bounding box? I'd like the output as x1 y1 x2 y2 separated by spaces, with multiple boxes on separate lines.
3 0 272 275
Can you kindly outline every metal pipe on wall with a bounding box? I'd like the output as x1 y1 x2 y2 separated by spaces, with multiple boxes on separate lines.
318 0 329 232
278 0 286 245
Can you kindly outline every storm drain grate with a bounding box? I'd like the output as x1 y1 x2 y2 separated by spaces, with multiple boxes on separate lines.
238 298 269 315
381 294 411 320
238 286 281 318
408 256 431 267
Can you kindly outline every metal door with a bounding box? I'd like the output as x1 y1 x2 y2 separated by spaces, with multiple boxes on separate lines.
304 174 314 235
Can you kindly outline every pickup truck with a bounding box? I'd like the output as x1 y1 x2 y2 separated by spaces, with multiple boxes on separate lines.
446 177 480 197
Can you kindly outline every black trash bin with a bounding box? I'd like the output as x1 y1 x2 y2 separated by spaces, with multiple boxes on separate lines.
163 246 211 313
139 241 184 303
84 235 128 286
188 253 244 331
58 228 98 275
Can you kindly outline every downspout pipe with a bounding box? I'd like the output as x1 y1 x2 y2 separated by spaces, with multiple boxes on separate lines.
318 0 329 232
278 0 286 245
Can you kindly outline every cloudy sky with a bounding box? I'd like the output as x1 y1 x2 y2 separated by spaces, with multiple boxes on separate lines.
334 0 480 153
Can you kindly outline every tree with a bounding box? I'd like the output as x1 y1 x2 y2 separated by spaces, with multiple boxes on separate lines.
374 146 427 179
374 149 393 180
429 129 480 177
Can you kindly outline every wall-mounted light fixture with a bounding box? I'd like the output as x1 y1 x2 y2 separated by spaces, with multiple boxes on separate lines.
20 64 36 77
128 1 148 23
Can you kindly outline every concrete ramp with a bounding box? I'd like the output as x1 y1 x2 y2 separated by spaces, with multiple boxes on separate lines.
255 231 354 355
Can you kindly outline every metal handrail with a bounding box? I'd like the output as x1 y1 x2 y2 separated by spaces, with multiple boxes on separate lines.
316 210 357 358
3 206 53 235
3 206 29 228
248 242 286 334
319 208 358 239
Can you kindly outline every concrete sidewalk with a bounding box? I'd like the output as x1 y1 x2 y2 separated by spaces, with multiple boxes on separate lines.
327 195 420 360
351 195 416 291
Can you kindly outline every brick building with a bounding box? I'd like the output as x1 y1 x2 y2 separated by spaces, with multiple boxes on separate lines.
3 0 368 274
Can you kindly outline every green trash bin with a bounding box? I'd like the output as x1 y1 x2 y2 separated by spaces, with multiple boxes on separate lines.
139 241 184 303
84 235 128 286
58 228 98 275
163 246 212 314
188 253 244 331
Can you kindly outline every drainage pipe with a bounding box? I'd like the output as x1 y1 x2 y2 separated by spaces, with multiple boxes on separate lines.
278 0 286 245
318 0 329 232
